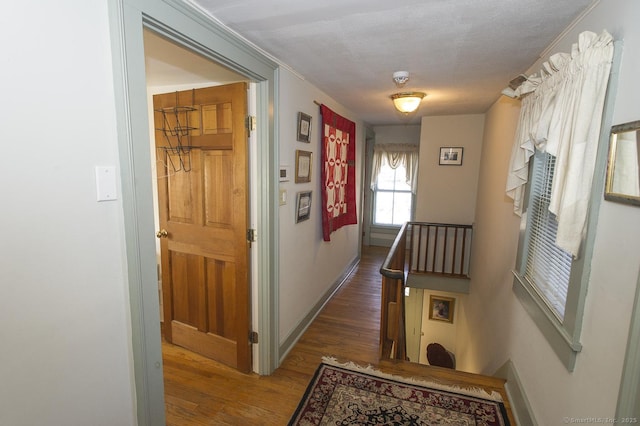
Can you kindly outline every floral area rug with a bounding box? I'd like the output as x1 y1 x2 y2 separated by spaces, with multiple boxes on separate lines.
288 358 510 425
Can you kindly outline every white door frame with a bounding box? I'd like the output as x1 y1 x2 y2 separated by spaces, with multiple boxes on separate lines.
108 1 280 424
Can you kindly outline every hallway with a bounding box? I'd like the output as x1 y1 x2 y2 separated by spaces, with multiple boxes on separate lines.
162 245 513 424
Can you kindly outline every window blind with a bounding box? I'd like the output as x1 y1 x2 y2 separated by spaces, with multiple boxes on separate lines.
524 152 573 320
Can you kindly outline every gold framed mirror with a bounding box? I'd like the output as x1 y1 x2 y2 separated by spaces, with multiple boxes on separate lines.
605 120 640 206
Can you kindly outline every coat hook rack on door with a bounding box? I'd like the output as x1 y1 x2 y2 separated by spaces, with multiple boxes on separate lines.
155 89 197 172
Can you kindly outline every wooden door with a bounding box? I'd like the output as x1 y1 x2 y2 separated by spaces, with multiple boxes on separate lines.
154 83 251 372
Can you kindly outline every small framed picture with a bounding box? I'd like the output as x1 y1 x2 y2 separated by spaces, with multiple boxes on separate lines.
296 191 312 223
297 112 312 143
428 295 455 323
439 147 464 166
295 150 312 183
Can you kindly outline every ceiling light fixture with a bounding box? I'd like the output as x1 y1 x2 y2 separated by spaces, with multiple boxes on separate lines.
390 71 426 113
391 92 426 114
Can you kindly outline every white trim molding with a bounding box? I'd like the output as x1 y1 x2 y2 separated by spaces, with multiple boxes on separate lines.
495 360 537 426
616 269 640 421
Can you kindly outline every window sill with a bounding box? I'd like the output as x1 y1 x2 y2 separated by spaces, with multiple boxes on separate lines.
371 224 403 233
512 270 582 372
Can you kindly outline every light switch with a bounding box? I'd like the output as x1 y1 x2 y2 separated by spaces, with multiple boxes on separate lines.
279 188 287 206
96 166 118 201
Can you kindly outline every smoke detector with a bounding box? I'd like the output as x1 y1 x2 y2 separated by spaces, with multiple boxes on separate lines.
392 71 410 88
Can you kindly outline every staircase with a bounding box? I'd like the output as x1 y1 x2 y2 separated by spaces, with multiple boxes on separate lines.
379 222 473 360
378 225 517 424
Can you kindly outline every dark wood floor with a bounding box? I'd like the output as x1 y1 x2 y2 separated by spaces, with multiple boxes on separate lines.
162 245 514 425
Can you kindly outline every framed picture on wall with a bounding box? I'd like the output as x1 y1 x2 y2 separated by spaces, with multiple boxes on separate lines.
428 295 455 323
295 150 312 183
296 191 312 223
297 112 312 142
439 147 463 166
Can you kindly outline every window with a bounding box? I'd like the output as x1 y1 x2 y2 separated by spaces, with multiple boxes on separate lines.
370 144 419 227
523 152 573 320
506 31 614 372
512 150 593 372
373 162 412 225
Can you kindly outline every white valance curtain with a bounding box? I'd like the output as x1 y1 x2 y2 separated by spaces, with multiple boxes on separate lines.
370 144 419 193
505 30 614 256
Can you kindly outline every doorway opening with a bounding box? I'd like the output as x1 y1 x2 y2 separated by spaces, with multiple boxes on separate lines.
143 23 259 391
111 2 280 422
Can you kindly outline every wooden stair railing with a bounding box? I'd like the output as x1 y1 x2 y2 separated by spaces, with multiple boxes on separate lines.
379 222 473 361
379 222 409 361
409 222 472 278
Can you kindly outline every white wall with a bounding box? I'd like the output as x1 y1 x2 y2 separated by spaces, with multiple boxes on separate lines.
418 291 464 365
465 1 640 424
0 2 136 425
278 69 364 346
454 96 521 374
373 125 421 145
415 115 485 224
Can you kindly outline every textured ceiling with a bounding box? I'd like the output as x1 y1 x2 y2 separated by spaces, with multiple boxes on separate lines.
150 0 596 125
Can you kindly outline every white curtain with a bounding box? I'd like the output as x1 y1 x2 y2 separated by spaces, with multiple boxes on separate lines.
506 30 614 256
370 144 419 193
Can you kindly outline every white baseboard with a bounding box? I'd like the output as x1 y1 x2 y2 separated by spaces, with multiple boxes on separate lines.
495 360 537 426
278 256 360 363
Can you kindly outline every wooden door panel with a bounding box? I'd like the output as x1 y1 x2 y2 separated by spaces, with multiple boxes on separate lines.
155 82 250 372
166 151 201 224
169 252 206 329
167 235 234 261
201 102 232 135
168 251 237 336
154 88 238 150
207 259 237 339
203 151 234 227
168 253 238 368
171 322 237 368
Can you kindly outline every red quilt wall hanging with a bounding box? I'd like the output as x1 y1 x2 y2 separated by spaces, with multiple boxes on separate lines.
320 105 357 241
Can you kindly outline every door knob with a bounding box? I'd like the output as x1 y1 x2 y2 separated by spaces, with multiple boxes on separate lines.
156 229 168 239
